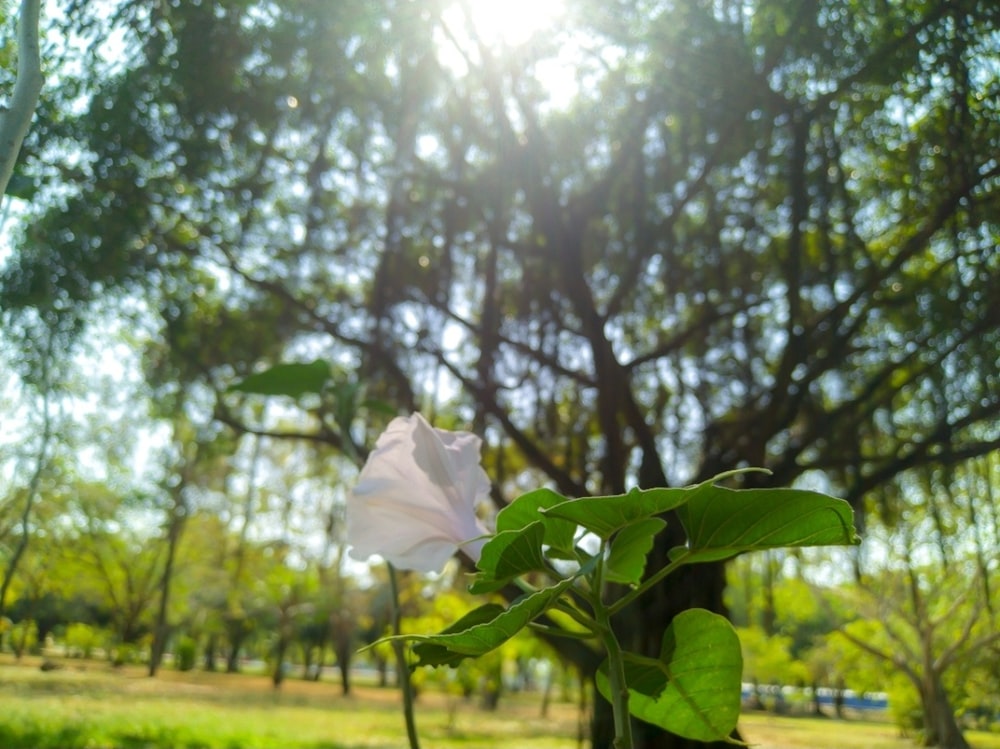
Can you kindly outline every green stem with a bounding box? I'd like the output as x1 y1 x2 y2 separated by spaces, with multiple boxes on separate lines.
594 540 634 749
552 599 601 632
599 619 634 749
527 622 596 640
608 551 689 617
388 564 421 749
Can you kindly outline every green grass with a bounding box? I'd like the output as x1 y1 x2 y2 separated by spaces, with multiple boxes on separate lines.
0 656 581 749
739 712 1000 749
5 656 1000 749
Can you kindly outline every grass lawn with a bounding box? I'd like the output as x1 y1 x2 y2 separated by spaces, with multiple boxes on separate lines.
4 655 1000 749
0 655 581 749
739 712 1000 749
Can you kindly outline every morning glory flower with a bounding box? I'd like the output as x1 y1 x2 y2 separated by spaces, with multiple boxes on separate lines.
346 413 491 573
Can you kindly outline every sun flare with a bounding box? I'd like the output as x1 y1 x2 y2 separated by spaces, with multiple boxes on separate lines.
447 0 568 49
435 0 580 106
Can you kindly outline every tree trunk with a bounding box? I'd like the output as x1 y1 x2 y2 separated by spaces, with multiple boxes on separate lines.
761 551 777 637
375 653 388 687
921 675 970 749
809 680 826 717
203 634 217 671
225 624 248 673
149 496 186 677
300 645 314 681
833 680 846 719
334 641 353 695
272 635 289 689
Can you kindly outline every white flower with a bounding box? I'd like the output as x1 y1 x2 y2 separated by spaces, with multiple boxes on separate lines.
346 413 491 573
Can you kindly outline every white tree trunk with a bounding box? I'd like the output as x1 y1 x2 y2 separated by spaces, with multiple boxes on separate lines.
0 0 43 204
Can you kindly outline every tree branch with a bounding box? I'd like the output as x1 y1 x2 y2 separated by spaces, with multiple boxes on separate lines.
834 625 919 686
0 0 43 203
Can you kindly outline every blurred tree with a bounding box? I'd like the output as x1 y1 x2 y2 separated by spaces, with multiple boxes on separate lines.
2 1 999 746
148 412 235 676
61 481 161 654
0 331 58 620
834 457 1000 748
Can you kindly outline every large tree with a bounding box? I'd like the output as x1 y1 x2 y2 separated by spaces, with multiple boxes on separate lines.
837 456 1000 748
3 1 999 746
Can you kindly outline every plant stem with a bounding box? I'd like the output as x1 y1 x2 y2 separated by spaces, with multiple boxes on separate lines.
388 564 421 749
598 611 634 749
553 599 601 632
594 541 634 749
608 552 688 617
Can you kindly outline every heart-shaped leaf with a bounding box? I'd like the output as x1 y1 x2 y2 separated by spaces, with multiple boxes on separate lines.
596 609 743 743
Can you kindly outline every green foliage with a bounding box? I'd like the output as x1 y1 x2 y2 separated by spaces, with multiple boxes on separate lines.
604 518 665 585
63 623 106 660
409 579 578 667
229 360 333 399
674 487 858 563
5 0 994 510
540 488 690 539
175 635 197 671
495 489 578 556
381 472 857 743
8 619 37 654
597 611 742 744
735 626 808 686
468 522 551 594
887 676 925 737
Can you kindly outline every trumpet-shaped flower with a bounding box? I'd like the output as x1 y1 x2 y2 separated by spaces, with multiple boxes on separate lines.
346 413 491 572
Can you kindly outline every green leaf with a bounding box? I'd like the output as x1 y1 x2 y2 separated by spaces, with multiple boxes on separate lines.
229 360 332 398
410 603 506 667
605 517 666 585
542 487 690 539
497 488 578 553
469 521 549 594
401 578 576 668
596 609 743 743
672 486 860 563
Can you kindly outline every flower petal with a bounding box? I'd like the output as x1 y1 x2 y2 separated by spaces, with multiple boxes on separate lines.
346 413 490 572
347 496 465 572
